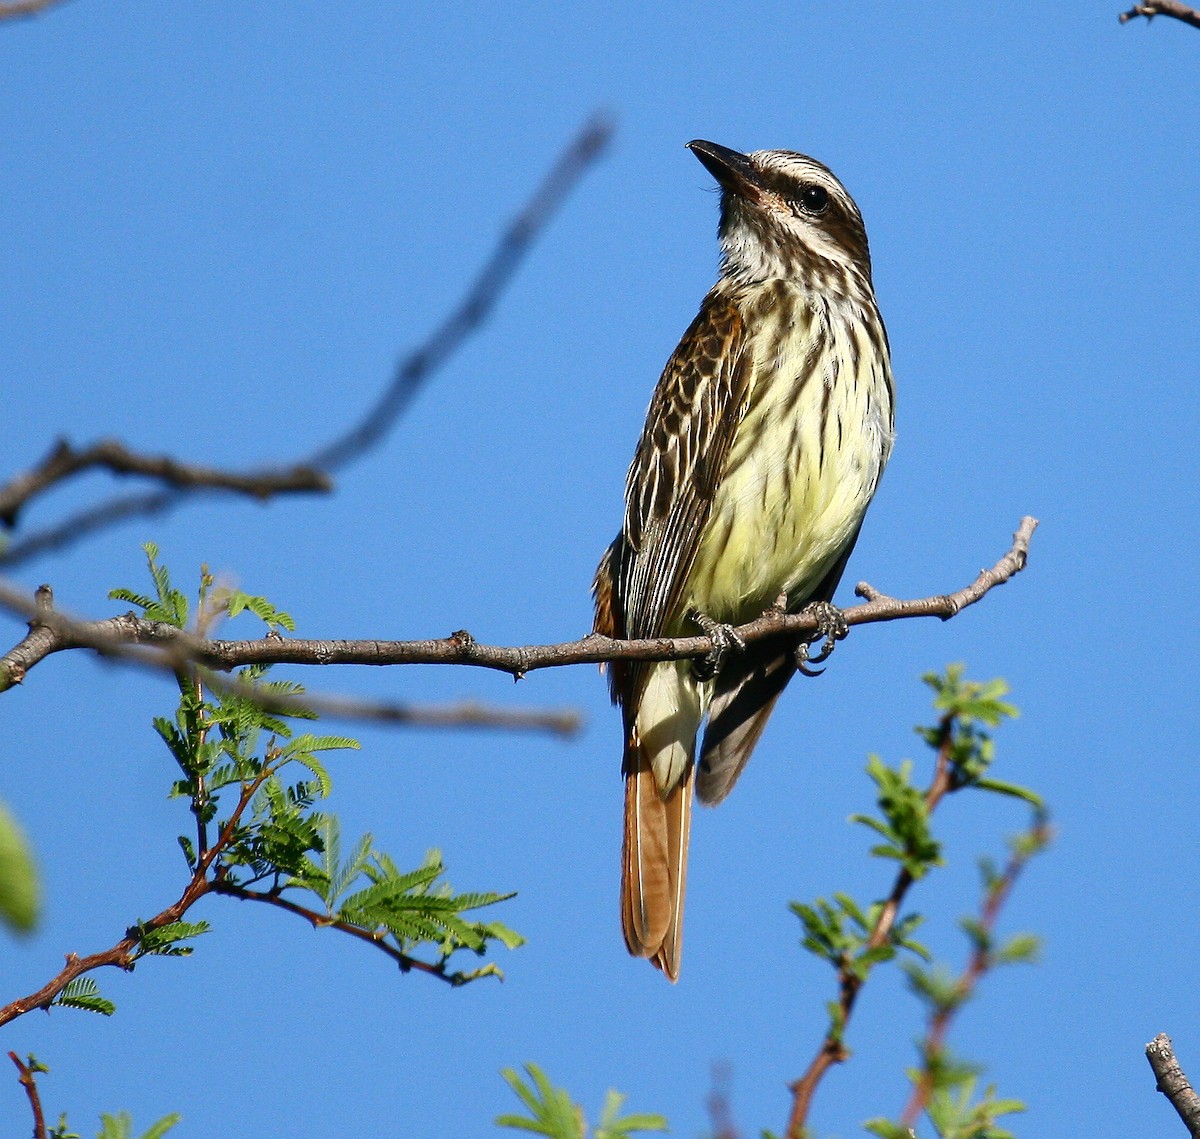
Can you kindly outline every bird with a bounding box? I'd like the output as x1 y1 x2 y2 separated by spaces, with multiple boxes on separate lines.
592 140 895 980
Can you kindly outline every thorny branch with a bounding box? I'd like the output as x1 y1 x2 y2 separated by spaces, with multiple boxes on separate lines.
1147 1034 1200 1138
0 518 1037 696
0 114 614 566
1120 1 1200 28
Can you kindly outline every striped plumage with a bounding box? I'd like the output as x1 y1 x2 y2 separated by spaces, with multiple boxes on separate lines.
592 141 895 980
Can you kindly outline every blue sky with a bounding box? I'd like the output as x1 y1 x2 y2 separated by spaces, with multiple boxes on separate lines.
3 2 1199 1135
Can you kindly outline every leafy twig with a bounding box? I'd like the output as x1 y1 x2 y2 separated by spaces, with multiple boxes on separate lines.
0 554 522 1029
786 667 1033 1136
8 1052 48 1139
898 816 1051 1128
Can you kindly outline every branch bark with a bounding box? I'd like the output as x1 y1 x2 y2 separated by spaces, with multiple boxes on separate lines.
1120 1 1200 27
0 517 1038 692
0 439 330 529
8 1052 48 1139
1148 1034 1200 1137
0 0 67 18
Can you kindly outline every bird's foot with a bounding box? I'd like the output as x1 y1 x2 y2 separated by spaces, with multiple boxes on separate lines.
795 601 849 677
687 609 746 681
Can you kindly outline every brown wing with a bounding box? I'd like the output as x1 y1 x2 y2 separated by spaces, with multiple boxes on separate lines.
615 289 753 657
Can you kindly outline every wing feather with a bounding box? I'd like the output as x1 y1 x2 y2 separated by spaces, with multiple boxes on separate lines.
616 290 753 659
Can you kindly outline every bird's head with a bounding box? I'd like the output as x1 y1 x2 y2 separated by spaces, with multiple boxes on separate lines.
687 139 873 296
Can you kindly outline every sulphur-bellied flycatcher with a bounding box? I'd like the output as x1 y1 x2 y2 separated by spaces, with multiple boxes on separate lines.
593 141 895 980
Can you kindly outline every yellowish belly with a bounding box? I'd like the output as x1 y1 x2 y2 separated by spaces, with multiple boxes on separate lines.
682 309 892 626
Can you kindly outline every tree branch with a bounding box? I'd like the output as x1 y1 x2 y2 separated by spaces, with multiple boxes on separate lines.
1119 1 1200 27
0 439 331 529
306 113 614 472
1148 1034 1200 1137
0 517 1038 691
8 1052 48 1139
0 0 68 19
0 871 212 1029
208 882 471 986
0 114 614 566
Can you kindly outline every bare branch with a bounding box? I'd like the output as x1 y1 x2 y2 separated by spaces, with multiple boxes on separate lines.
202 676 583 737
0 517 1038 692
0 488 180 568
308 112 615 472
0 439 330 529
0 0 68 19
0 114 614 567
1120 1 1200 27
1148 1034 1200 1137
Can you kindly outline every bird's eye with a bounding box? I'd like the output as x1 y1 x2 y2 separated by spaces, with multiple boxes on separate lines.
797 185 830 215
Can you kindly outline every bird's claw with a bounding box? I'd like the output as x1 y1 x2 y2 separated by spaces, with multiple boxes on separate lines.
795 601 849 677
687 609 746 681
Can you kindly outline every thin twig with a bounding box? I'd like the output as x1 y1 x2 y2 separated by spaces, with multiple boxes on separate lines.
0 439 330 530
1120 1 1200 28
202 678 583 736
1147 1034 1200 1137
785 716 959 1135
0 749 488 1029
706 1062 742 1139
308 113 615 472
209 882 469 986
899 817 1050 1127
0 517 1038 693
0 115 614 566
0 0 67 18
8 1052 48 1139
0 870 212 1028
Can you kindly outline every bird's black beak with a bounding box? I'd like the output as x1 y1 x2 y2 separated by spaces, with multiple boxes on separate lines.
686 140 764 199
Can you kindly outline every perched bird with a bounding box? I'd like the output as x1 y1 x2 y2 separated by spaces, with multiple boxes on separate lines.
593 140 895 980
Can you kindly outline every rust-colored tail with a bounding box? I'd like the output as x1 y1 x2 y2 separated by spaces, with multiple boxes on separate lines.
621 735 694 982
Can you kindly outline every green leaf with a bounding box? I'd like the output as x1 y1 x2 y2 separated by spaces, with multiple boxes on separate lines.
995 932 1041 966
0 798 39 933
973 778 1043 807
496 1064 583 1138
863 1120 911 1139
133 920 211 958
479 920 526 951
53 977 115 1017
495 1065 663 1139
97 1112 181 1139
595 1086 668 1138
223 590 296 632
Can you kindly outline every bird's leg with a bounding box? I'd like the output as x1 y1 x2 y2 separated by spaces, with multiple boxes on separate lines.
686 609 746 681
795 600 849 677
